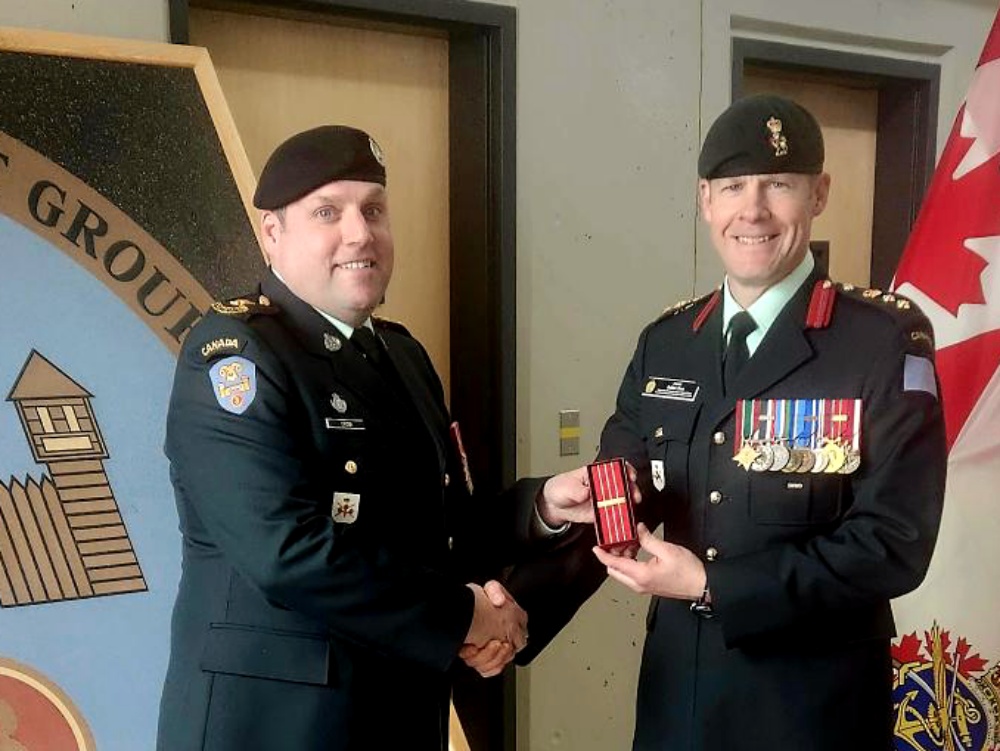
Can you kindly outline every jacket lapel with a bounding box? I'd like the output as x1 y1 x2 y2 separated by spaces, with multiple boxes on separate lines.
709 271 820 427
381 333 449 471
260 273 409 417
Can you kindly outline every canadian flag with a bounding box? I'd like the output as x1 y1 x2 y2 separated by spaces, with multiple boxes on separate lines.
893 9 1000 462
890 9 1000 748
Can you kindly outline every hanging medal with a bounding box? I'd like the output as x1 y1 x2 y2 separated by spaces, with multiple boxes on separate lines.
769 398 791 471
750 399 775 472
733 399 760 471
810 398 830 473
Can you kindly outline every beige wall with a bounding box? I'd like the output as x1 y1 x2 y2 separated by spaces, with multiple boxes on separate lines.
2 1 997 749
0 0 168 40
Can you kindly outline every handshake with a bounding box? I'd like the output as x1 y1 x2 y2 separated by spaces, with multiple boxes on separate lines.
457 464 640 677
460 580 528 677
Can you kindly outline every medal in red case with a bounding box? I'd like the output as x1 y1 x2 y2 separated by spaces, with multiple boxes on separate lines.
587 458 637 551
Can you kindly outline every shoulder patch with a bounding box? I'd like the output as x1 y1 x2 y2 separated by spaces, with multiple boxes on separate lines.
210 294 280 320
209 356 257 414
655 289 719 325
373 315 412 337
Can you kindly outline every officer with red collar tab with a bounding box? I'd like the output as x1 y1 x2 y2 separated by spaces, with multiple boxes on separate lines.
511 95 947 750
156 126 582 751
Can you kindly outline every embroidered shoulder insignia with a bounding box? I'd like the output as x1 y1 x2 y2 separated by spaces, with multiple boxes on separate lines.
199 336 245 361
655 289 719 326
835 283 934 354
210 294 280 319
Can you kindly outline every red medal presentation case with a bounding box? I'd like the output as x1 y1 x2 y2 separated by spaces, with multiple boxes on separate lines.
587 458 637 550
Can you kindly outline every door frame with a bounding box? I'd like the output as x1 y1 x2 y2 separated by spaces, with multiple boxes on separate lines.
169 2 517 749
732 38 940 289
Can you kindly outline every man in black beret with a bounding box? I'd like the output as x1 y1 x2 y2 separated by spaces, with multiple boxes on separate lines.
508 95 946 749
156 125 591 751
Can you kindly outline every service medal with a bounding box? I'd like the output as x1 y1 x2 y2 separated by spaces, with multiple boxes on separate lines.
770 443 791 472
810 448 830 473
751 443 774 472
822 439 846 473
782 450 804 473
841 448 862 474
793 447 815 473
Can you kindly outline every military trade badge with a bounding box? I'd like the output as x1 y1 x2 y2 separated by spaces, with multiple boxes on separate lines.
651 459 666 491
332 492 361 524
766 116 789 157
733 398 862 474
209 356 257 414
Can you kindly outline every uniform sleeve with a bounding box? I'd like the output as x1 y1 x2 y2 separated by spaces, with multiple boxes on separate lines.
509 329 659 663
709 319 947 646
166 321 473 672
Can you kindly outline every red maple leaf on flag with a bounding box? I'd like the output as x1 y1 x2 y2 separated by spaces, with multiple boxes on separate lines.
893 113 995 315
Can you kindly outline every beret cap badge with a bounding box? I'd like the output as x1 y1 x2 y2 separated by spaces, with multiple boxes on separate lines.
766 116 789 157
253 125 388 210
369 136 386 167
697 94 823 179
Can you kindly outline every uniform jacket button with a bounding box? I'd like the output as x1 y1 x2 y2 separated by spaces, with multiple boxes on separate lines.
706 546 719 561
444 473 451 487
712 431 726 445
709 490 723 505
345 460 358 474
447 536 455 550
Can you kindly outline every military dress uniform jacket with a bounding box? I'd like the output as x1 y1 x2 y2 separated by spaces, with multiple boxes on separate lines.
157 273 544 751
514 271 947 751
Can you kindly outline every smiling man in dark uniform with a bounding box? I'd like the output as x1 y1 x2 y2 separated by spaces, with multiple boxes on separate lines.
156 126 583 751
513 95 947 750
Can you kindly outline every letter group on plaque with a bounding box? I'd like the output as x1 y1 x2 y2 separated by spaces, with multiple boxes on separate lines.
587 458 638 551
732 398 862 474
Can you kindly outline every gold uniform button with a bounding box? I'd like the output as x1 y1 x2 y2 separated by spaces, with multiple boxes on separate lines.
444 473 451 487
448 536 455 550
345 460 358 474
712 431 726 445
709 490 722 505
259 294 271 306
706 546 719 562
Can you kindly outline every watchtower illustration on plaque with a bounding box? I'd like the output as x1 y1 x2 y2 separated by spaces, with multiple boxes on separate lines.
1 350 145 607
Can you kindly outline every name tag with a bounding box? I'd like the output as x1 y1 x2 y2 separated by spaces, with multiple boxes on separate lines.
325 418 365 431
642 377 699 402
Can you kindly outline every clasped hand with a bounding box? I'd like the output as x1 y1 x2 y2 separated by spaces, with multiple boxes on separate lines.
460 580 527 677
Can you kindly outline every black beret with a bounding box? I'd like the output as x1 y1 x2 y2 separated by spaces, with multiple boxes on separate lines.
253 125 387 210
698 95 824 180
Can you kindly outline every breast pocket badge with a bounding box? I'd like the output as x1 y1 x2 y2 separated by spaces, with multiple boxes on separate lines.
651 459 666 491
332 492 361 524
